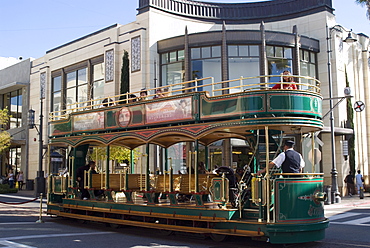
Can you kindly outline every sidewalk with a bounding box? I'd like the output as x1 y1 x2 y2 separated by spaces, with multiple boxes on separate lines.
5 189 38 198
324 192 370 209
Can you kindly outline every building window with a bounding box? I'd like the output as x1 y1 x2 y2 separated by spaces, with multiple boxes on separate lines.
66 68 88 109
9 147 21 173
228 45 260 92
3 90 22 129
161 50 185 92
52 76 62 115
51 58 104 115
93 62 105 107
267 45 293 84
191 45 221 94
300 49 317 90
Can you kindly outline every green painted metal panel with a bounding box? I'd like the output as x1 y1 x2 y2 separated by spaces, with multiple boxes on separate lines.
275 178 325 222
269 94 322 117
200 95 264 119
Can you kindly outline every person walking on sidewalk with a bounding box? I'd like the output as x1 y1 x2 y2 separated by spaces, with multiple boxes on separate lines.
344 171 355 196
7 169 15 189
16 171 24 190
355 170 364 195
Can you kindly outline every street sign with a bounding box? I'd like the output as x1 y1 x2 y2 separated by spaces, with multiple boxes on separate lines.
354 101 365 112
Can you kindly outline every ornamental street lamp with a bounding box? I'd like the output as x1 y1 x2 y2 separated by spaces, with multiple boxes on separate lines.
326 24 357 204
28 105 45 196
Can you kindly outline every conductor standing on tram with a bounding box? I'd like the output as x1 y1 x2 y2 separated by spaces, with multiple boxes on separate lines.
256 140 305 175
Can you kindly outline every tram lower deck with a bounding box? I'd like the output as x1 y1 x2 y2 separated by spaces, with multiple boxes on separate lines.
46 75 328 244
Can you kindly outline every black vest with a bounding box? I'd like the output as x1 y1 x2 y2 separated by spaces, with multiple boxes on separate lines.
282 150 301 173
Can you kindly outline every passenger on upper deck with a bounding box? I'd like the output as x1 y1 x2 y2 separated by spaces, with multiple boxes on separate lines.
256 140 305 176
138 89 148 101
162 87 170 97
101 98 114 107
272 70 297 90
153 88 163 99
128 94 137 103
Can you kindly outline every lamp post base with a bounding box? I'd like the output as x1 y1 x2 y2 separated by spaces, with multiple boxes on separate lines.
331 191 341 204
35 174 46 196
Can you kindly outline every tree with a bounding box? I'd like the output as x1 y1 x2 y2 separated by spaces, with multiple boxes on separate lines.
120 50 130 102
89 146 141 171
355 0 370 20
0 108 11 154
345 69 355 173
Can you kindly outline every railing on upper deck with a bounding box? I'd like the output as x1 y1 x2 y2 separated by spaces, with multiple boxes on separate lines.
49 75 320 121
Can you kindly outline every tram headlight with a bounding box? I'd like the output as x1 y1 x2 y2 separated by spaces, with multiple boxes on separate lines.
314 192 327 202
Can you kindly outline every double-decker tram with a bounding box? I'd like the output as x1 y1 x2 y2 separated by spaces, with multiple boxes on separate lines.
47 75 328 244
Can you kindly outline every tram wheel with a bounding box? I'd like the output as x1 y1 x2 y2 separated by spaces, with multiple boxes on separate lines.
209 233 228 242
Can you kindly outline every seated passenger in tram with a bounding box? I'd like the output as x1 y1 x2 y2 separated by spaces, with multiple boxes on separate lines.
272 70 297 90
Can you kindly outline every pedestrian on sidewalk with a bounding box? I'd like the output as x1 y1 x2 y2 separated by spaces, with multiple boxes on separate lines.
344 171 355 196
7 169 15 189
16 171 24 190
355 170 364 195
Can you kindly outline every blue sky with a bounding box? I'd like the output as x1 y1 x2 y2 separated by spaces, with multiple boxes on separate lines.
0 0 369 60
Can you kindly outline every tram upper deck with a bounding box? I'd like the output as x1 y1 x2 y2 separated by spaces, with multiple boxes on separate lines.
49 75 322 148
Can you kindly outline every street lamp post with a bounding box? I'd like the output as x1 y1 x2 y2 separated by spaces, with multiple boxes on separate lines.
28 101 45 196
326 24 357 204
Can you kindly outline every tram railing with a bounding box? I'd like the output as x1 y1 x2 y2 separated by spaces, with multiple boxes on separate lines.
49 74 320 121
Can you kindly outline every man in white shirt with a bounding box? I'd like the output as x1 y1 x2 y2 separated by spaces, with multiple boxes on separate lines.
257 140 305 176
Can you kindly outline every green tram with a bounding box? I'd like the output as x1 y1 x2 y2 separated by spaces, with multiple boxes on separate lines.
46 75 328 244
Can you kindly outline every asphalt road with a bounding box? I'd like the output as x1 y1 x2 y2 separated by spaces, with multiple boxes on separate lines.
0 193 370 248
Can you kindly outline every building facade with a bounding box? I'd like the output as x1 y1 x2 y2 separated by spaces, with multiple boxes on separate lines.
0 58 31 179
1 0 368 194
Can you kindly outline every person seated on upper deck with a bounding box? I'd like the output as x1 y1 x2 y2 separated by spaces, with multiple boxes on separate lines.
138 89 148 101
256 140 305 176
272 70 297 90
128 94 137 103
101 98 114 107
153 88 164 99
162 87 170 97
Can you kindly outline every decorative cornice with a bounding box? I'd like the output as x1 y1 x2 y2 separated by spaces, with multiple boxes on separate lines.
138 0 333 23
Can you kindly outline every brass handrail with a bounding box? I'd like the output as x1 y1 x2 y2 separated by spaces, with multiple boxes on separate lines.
49 74 321 121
